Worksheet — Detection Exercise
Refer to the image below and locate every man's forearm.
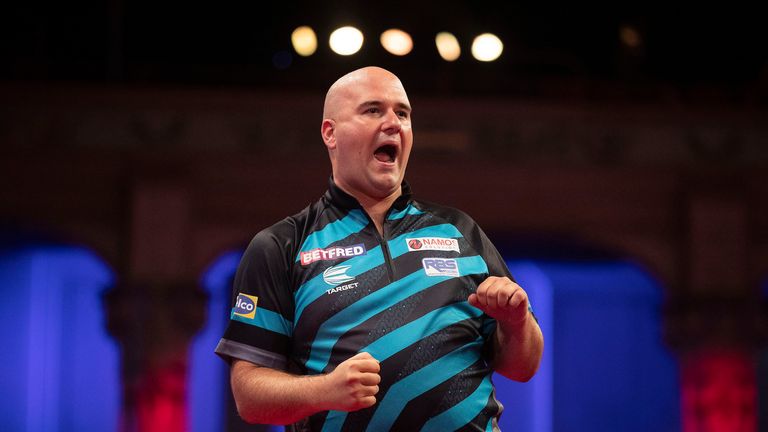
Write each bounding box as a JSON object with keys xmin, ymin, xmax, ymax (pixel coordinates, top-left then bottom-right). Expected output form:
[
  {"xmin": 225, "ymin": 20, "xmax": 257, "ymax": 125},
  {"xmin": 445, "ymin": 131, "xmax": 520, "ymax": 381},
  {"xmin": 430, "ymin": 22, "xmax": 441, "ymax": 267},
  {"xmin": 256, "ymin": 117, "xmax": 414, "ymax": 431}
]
[
  {"xmin": 231, "ymin": 360, "xmax": 329, "ymax": 425},
  {"xmin": 230, "ymin": 352, "xmax": 380, "ymax": 425},
  {"xmin": 491, "ymin": 312, "xmax": 544, "ymax": 382}
]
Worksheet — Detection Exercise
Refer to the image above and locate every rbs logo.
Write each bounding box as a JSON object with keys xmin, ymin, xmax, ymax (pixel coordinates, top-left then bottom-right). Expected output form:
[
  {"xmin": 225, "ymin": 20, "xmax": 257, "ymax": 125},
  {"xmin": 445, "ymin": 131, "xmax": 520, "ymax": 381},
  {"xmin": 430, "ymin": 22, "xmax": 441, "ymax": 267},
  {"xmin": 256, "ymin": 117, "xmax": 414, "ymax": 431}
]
[
  {"xmin": 234, "ymin": 293, "xmax": 258, "ymax": 319},
  {"xmin": 422, "ymin": 258, "xmax": 459, "ymax": 277}
]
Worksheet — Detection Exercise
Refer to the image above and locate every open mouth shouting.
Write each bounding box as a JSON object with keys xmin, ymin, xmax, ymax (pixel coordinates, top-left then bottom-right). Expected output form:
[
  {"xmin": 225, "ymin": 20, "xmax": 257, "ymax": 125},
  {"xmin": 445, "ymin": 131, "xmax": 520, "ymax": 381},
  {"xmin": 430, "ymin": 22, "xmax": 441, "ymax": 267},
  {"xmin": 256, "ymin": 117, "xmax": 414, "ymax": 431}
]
[{"xmin": 374, "ymin": 143, "xmax": 398, "ymax": 164}]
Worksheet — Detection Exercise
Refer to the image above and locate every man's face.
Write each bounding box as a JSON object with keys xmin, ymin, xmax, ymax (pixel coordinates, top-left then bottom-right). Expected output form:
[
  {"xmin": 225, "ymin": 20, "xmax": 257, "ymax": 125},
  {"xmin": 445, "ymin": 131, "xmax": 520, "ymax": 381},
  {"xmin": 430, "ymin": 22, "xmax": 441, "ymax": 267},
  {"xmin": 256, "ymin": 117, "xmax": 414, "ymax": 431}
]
[{"xmin": 323, "ymin": 69, "xmax": 413, "ymax": 201}]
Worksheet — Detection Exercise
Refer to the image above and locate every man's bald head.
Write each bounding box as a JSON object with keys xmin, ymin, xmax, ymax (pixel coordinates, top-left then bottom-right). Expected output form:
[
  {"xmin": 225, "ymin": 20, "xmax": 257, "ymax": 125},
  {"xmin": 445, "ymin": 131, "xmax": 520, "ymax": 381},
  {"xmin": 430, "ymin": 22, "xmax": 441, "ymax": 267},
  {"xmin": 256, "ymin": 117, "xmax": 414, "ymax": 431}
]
[
  {"xmin": 322, "ymin": 66, "xmax": 406, "ymax": 120},
  {"xmin": 319, "ymin": 66, "xmax": 413, "ymax": 204}
]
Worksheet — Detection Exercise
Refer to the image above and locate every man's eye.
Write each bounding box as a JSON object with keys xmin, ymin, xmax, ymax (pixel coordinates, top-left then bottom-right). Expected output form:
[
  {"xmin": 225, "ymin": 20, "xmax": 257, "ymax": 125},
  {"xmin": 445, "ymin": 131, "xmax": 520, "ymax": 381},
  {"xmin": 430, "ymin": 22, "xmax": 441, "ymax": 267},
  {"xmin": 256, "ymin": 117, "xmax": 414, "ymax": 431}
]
[
  {"xmin": 397, "ymin": 111, "xmax": 409, "ymax": 118},
  {"xmin": 366, "ymin": 107, "xmax": 380, "ymax": 114}
]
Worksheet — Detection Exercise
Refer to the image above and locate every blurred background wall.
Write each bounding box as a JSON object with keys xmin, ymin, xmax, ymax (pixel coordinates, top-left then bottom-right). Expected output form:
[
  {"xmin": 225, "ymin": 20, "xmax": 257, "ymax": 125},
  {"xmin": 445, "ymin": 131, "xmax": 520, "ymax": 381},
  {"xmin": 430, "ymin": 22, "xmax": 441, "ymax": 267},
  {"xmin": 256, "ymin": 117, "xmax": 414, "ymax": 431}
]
[{"xmin": 1, "ymin": 2, "xmax": 767, "ymax": 431}]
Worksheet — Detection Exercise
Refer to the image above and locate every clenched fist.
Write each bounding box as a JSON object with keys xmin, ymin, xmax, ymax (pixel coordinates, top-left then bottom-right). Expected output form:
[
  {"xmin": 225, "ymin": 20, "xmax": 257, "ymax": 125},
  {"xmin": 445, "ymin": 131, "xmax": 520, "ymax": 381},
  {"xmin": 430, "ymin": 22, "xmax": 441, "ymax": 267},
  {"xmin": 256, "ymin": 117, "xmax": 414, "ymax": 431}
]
[
  {"xmin": 323, "ymin": 352, "xmax": 381, "ymax": 412},
  {"xmin": 468, "ymin": 276, "xmax": 530, "ymax": 326}
]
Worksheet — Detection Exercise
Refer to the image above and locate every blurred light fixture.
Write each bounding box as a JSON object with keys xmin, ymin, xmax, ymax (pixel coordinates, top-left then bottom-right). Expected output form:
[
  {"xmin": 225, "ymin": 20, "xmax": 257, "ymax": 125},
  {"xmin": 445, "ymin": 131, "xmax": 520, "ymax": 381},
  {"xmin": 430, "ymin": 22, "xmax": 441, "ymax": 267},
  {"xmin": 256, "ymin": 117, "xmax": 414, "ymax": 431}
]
[
  {"xmin": 471, "ymin": 33, "xmax": 503, "ymax": 62},
  {"xmin": 329, "ymin": 26, "xmax": 364, "ymax": 55},
  {"xmin": 435, "ymin": 32, "xmax": 461, "ymax": 61},
  {"xmin": 619, "ymin": 25, "xmax": 642, "ymax": 48},
  {"xmin": 380, "ymin": 29, "xmax": 413, "ymax": 56},
  {"xmin": 291, "ymin": 26, "xmax": 318, "ymax": 56}
]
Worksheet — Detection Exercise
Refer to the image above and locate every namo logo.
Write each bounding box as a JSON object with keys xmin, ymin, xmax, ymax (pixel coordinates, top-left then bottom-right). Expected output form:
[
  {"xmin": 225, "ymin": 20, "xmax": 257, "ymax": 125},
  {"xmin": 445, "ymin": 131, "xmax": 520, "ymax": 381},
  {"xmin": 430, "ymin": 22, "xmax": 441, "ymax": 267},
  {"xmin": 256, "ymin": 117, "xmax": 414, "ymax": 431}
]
[
  {"xmin": 407, "ymin": 237, "xmax": 460, "ymax": 252},
  {"xmin": 407, "ymin": 239, "xmax": 423, "ymax": 249},
  {"xmin": 233, "ymin": 293, "xmax": 258, "ymax": 319}
]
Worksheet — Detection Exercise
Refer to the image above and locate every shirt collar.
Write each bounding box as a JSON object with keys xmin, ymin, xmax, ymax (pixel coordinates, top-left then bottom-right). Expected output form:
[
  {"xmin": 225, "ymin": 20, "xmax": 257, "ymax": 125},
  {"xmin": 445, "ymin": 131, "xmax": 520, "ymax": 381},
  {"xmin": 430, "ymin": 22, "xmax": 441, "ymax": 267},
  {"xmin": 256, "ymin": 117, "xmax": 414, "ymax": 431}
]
[{"xmin": 325, "ymin": 176, "xmax": 413, "ymax": 213}]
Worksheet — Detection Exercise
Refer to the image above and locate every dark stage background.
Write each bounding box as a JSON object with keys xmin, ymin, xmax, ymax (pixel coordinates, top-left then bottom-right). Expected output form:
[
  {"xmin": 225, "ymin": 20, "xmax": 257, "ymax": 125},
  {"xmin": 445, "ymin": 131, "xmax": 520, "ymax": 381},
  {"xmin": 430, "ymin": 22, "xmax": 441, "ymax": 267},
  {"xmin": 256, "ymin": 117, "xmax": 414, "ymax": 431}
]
[{"xmin": 1, "ymin": 2, "xmax": 767, "ymax": 431}]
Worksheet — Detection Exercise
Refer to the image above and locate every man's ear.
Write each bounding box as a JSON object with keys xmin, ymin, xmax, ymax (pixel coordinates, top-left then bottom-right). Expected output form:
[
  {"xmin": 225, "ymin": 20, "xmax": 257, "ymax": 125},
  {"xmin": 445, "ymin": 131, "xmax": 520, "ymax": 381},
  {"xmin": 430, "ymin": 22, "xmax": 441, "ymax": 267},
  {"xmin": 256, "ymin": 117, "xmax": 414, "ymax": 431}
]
[{"xmin": 321, "ymin": 119, "xmax": 336, "ymax": 149}]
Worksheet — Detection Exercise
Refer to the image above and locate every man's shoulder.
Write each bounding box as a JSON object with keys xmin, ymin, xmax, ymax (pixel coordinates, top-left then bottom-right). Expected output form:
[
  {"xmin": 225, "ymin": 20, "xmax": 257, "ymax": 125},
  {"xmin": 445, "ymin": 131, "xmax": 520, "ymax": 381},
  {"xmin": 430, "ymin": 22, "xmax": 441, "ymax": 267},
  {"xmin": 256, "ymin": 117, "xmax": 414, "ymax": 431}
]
[
  {"xmin": 412, "ymin": 198, "xmax": 478, "ymax": 226},
  {"xmin": 246, "ymin": 199, "xmax": 325, "ymax": 253}
]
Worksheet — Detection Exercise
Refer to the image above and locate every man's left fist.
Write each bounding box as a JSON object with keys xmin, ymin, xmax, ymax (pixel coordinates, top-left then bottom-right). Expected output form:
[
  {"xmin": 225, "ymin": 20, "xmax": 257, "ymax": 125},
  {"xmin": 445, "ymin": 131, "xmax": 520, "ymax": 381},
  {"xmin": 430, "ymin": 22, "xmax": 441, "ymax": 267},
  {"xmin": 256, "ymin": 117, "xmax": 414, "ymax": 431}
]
[{"xmin": 468, "ymin": 276, "xmax": 529, "ymax": 326}]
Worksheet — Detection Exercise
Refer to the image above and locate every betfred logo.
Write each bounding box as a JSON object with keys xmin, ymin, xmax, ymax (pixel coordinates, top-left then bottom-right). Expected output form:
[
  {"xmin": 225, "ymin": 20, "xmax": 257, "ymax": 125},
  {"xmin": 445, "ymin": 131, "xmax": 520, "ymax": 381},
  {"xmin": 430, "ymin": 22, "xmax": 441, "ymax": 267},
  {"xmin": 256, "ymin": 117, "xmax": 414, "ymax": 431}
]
[
  {"xmin": 233, "ymin": 293, "xmax": 258, "ymax": 319},
  {"xmin": 422, "ymin": 258, "xmax": 460, "ymax": 277},
  {"xmin": 300, "ymin": 244, "xmax": 367, "ymax": 265},
  {"xmin": 407, "ymin": 237, "xmax": 460, "ymax": 252}
]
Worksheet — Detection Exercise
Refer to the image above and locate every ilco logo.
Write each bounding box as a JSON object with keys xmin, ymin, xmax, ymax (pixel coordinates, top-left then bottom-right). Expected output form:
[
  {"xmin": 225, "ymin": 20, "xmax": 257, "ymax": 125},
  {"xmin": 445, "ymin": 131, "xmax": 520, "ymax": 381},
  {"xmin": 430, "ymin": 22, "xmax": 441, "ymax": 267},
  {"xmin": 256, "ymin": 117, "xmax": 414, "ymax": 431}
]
[
  {"xmin": 233, "ymin": 293, "xmax": 258, "ymax": 319},
  {"xmin": 422, "ymin": 258, "xmax": 460, "ymax": 277},
  {"xmin": 407, "ymin": 237, "xmax": 460, "ymax": 252}
]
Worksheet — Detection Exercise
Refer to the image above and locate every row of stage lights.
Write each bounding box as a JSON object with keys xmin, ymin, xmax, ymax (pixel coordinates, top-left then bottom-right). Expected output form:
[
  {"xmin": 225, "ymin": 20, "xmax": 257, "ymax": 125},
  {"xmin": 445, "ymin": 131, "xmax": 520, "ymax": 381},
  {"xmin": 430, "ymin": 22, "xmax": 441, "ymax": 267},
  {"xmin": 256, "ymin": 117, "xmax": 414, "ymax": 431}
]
[{"xmin": 290, "ymin": 26, "xmax": 505, "ymax": 62}]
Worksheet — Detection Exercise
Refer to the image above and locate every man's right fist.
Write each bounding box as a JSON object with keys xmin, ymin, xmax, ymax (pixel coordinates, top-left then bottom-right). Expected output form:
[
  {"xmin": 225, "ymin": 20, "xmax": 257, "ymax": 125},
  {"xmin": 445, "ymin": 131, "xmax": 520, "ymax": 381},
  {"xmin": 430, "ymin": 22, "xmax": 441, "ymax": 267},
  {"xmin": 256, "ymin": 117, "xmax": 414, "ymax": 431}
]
[{"xmin": 324, "ymin": 352, "xmax": 381, "ymax": 412}]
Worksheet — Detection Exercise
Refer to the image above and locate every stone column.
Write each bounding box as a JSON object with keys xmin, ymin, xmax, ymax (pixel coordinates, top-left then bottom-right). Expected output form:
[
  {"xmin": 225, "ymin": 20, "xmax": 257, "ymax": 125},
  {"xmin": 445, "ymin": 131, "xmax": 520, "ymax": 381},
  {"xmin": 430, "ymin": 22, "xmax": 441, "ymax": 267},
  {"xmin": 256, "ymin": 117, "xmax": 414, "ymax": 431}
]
[
  {"xmin": 106, "ymin": 181, "xmax": 206, "ymax": 432},
  {"xmin": 665, "ymin": 192, "xmax": 768, "ymax": 432}
]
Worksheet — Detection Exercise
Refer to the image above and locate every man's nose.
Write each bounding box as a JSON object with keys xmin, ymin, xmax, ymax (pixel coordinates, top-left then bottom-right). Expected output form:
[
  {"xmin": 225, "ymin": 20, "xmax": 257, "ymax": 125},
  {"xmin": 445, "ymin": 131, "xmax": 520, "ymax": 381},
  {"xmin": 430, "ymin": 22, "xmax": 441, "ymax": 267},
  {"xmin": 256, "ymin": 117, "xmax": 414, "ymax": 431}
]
[{"xmin": 381, "ymin": 109, "xmax": 402, "ymax": 134}]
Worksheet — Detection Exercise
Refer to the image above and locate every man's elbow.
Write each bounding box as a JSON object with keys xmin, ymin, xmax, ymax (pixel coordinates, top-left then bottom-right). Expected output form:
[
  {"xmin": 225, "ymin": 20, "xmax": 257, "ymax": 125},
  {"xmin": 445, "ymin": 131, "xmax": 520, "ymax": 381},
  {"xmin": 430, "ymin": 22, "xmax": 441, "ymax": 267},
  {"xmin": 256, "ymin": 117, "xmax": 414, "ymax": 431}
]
[
  {"xmin": 495, "ymin": 348, "xmax": 543, "ymax": 382},
  {"xmin": 509, "ymin": 367, "xmax": 538, "ymax": 383},
  {"xmin": 234, "ymin": 399, "xmax": 261, "ymax": 424},
  {"xmin": 234, "ymin": 400, "xmax": 290, "ymax": 426},
  {"xmin": 498, "ymin": 363, "xmax": 539, "ymax": 383}
]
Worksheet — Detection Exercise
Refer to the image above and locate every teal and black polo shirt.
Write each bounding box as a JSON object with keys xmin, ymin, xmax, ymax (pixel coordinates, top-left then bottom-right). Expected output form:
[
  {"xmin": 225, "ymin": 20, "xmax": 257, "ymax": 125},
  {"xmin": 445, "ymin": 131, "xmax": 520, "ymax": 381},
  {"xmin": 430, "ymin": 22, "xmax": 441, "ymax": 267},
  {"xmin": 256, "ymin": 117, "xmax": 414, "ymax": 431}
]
[{"xmin": 216, "ymin": 178, "xmax": 520, "ymax": 431}]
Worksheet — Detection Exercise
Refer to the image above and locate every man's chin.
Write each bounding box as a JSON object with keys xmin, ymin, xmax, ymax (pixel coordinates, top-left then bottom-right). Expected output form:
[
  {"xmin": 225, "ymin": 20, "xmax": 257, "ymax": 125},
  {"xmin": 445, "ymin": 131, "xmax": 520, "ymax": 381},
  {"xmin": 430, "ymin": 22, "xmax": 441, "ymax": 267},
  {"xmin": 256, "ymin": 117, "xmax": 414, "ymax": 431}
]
[
  {"xmin": 368, "ymin": 177, "xmax": 402, "ymax": 198},
  {"xmin": 378, "ymin": 173, "xmax": 403, "ymax": 186}
]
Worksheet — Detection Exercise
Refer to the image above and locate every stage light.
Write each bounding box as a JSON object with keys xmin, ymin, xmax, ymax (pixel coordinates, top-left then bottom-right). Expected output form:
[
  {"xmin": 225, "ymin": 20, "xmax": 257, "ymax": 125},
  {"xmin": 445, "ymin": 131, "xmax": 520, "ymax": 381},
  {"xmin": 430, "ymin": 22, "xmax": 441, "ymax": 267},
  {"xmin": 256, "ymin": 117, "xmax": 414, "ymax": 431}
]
[
  {"xmin": 329, "ymin": 26, "xmax": 364, "ymax": 56},
  {"xmin": 471, "ymin": 33, "xmax": 503, "ymax": 62},
  {"xmin": 435, "ymin": 32, "xmax": 461, "ymax": 61},
  {"xmin": 291, "ymin": 26, "xmax": 318, "ymax": 56},
  {"xmin": 619, "ymin": 25, "xmax": 642, "ymax": 48},
  {"xmin": 380, "ymin": 29, "xmax": 413, "ymax": 56}
]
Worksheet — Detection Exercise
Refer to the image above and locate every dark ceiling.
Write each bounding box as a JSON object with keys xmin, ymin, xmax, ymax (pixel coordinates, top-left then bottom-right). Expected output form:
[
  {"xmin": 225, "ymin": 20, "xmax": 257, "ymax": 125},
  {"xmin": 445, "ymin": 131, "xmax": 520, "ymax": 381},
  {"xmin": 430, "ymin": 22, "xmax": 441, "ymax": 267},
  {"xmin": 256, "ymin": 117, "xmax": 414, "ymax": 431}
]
[{"xmin": 3, "ymin": 2, "xmax": 767, "ymax": 100}]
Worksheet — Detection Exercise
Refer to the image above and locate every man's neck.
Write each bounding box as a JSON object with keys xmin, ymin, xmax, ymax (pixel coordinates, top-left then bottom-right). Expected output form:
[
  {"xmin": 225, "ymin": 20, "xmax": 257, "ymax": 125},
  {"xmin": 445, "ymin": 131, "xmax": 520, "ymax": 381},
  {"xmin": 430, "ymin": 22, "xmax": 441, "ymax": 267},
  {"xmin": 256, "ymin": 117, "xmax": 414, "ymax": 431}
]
[
  {"xmin": 358, "ymin": 192, "xmax": 399, "ymax": 236},
  {"xmin": 337, "ymin": 183, "xmax": 401, "ymax": 236}
]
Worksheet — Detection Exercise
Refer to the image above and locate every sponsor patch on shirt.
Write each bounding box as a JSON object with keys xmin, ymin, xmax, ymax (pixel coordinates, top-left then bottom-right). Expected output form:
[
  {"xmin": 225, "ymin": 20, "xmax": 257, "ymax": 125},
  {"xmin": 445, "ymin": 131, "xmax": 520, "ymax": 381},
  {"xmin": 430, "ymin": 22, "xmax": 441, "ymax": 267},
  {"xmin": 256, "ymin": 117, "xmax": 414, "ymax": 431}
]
[
  {"xmin": 300, "ymin": 244, "xmax": 367, "ymax": 265},
  {"xmin": 233, "ymin": 293, "xmax": 258, "ymax": 319},
  {"xmin": 323, "ymin": 265, "xmax": 355, "ymax": 286},
  {"xmin": 422, "ymin": 258, "xmax": 460, "ymax": 277},
  {"xmin": 326, "ymin": 282, "xmax": 359, "ymax": 295},
  {"xmin": 407, "ymin": 237, "xmax": 460, "ymax": 252}
]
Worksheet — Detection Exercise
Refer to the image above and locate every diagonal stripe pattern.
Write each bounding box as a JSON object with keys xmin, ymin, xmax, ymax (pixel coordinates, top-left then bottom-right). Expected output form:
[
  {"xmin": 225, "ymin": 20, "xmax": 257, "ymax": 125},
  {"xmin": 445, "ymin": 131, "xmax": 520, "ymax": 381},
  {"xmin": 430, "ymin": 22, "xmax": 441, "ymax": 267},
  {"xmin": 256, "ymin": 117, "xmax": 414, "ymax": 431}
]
[
  {"xmin": 293, "ymin": 224, "xmax": 464, "ymax": 324},
  {"xmin": 304, "ymin": 255, "xmax": 488, "ymax": 373},
  {"xmin": 295, "ymin": 209, "xmax": 369, "ymax": 262}
]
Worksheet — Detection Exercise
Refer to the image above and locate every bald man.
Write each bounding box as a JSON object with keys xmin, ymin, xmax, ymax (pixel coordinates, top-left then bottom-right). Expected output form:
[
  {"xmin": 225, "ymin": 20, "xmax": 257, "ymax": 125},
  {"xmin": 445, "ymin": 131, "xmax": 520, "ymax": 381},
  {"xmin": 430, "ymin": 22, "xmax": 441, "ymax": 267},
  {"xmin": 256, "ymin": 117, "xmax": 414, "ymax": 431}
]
[{"xmin": 215, "ymin": 67, "xmax": 543, "ymax": 432}]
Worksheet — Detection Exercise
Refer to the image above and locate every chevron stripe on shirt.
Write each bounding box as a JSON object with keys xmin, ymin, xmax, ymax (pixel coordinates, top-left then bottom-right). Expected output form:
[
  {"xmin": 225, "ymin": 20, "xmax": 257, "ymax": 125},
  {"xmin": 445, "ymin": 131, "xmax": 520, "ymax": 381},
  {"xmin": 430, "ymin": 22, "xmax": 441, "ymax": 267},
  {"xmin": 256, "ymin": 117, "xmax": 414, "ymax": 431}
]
[{"xmin": 216, "ymin": 178, "xmax": 519, "ymax": 431}]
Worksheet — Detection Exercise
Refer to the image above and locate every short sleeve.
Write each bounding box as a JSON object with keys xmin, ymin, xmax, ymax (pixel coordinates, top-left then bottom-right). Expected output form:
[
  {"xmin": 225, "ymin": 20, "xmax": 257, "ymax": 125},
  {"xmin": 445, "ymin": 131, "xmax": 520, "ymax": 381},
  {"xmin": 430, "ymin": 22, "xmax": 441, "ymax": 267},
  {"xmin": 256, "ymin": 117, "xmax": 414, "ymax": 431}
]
[{"xmin": 215, "ymin": 225, "xmax": 296, "ymax": 370}]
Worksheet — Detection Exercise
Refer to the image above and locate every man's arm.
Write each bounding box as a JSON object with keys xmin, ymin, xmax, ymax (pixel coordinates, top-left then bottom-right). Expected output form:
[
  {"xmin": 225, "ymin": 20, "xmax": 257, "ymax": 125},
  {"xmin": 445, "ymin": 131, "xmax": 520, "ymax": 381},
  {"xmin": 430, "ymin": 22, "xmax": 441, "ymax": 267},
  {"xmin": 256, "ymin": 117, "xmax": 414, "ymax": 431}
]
[
  {"xmin": 230, "ymin": 352, "xmax": 381, "ymax": 425},
  {"xmin": 468, "ymin": 276, "xmax": 544, "ymax": 382}
]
